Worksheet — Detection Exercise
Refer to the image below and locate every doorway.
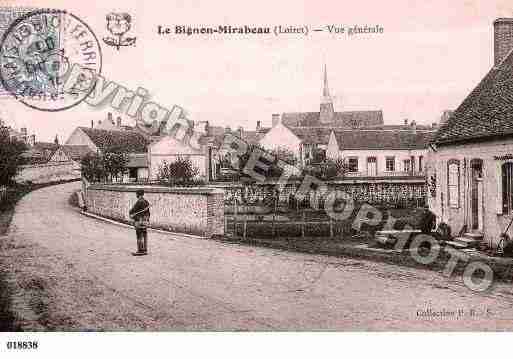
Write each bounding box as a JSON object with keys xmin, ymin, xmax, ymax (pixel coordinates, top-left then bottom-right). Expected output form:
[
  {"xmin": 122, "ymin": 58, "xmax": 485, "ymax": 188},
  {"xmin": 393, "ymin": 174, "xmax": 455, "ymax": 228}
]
[
  {"xmin": 470, "ymin": 159, "xmax": 483, "ymax": 231},
  {"xmin": 367, "ymin": 157, "xmax": 377, "ymax": 176}
]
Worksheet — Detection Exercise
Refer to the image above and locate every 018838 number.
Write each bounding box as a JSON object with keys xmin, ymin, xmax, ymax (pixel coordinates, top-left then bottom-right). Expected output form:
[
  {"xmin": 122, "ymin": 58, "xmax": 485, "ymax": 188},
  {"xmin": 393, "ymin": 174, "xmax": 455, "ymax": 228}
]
[{"xmin": 6, "ymin": 341, "xmax": 38, "ymax": 350}]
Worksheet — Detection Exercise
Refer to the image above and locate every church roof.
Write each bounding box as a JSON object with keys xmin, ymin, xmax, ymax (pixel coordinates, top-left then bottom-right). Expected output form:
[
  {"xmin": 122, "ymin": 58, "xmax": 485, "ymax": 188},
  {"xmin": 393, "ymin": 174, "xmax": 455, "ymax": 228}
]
[
  {"xmin": 434, "ymin": 49, "xmax": 513, "ymax": 145},
  {"xmin": 281, "ymin": 110, "xmax": 384, "ymax": 128}
]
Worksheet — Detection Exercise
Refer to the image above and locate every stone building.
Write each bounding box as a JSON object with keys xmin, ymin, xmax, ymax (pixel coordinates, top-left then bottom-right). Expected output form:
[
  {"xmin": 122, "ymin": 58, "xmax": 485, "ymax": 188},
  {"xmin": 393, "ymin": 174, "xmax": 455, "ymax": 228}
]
[{"xmin": 429, "ymin": 18, "xmax": 513, "ymax": 248}]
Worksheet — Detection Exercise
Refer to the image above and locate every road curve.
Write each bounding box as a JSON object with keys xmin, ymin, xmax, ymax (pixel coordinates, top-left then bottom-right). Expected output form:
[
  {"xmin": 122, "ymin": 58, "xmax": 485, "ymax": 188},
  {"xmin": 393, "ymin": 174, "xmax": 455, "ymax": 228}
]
[{"xmin": 4, "ymin": 182, "xmax": 513, "ymax": 330}]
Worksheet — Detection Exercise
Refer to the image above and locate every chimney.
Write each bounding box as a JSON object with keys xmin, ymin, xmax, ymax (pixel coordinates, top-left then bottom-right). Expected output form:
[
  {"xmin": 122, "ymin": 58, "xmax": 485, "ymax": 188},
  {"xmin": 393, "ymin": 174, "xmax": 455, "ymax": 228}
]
[
  {"xmin": 256, "ymin": 121, "xmax": 261, "ymax": 131},
  {"xmin": 403, "ymin": 119, "xmax": 408, "ymax": 126},
  {"xmin": 272, "ymin": 113, "xmax": 280, "ymax": 127},
  {"xmin": 116, "ymin": 116, "xmax": 122, "ymax": 127},
  {"xmin": 411, "ymin": 120, "xmax": 417, "ymax": 134},
  {"xmin": 107, "ymin": 112, "xmax": 113, "ymax": 124},
  {"xmin": 237, "ymin": 126, "xmax": 243, "ymax": 139},
  {"xmin": 91, "ymin": 120, "xmax": 94, "ymax": 128},
  {"xmin": 494, "ymin": 18, "xmax": 513, "ymax": 67},
  {"xmin": 29, "ymin": 134, "xmax": 35, "ymax": 146}
]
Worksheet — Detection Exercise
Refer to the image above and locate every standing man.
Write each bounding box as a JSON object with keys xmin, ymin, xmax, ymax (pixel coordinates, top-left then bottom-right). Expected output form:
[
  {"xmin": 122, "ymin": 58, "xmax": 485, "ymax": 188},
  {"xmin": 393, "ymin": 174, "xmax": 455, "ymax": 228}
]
[{"xmin": 129, "ymin": 189, "xmax": 151, "ymax": 256}]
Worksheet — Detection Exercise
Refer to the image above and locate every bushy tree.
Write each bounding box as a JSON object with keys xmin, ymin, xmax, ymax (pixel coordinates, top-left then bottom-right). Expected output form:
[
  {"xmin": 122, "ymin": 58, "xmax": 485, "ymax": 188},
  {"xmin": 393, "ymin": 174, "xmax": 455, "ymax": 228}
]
[
  {"xmin": 270, "ymin": 147, "xmax": 298, "ymax": 166},
  {"xmin": 233, "ymin": 145, "xmax": 299, "ymax": 179},
  {"xmin": 81, "ymin": 151, "xmax": 128, "ymax": 182},
  {"xmin": 0, "ymin": 128, "xmax": 27, "ymax": 185},
  {"xmin": 81, "ymin": 152, "xmax": 106, "ymax": 182},
  {"xmin": 103, "ymin": 152, "xmax": 129, "ymax": 181},
  {"xmin": 157, "ymin": 157, "xmax": 200, "ymax": 185},
  {"xmin": 305, "ymin": 157, "xmax": 348, "ymax": 180}
]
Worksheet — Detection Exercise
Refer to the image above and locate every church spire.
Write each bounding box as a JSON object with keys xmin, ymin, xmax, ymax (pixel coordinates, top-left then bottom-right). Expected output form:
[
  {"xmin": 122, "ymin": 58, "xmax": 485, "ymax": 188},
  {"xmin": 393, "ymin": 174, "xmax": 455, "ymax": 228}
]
[
  {"xmin": 322, "ymin": 63, "xmax": 330, "ymax": 100},
  {"xmin": 320, "ymin": 63, "xmax": 335, "ymax": 124}
]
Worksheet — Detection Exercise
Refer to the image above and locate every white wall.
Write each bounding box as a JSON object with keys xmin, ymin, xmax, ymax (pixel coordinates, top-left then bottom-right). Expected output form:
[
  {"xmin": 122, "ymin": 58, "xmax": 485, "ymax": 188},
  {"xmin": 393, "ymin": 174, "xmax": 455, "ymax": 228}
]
[
  {"xmin": 333, "ymin": 149, "xmax": 427, "ymax": 173},
  {"xmin": 259, "ymin": 122, "xmax": 302, "ymax": 157},
  {"xmin": 65, "ymin": 128, "xmax": 98, "ymax": 151},
  {"xmin": 428, "ymin": 138, "xmax": 513, "ymax": 247},
  {"xmin": 149, "ymin": 135, "xmax": 206, "ymax": 180}
]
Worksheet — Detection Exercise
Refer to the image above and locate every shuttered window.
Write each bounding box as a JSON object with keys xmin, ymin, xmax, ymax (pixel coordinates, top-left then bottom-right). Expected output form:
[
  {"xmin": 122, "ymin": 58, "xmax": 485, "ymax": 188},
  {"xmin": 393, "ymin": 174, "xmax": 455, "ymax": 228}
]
[
  {"xmin": 447, "ymin": 160, "xmax": 460, "ymax": 208},
  {"xmin": 502, "ymin": 162, "xmax": 513, "ymax": 214}
]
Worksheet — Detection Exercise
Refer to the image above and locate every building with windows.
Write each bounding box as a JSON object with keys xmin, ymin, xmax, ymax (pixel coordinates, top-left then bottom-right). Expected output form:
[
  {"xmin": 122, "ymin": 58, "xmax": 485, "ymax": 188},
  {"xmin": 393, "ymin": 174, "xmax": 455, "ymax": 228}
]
[
  {"xmin": 258, "ymin": 65, "xmax": 436, "ymax": 179},
  {"xmin": 429, "ymin": 18, "xmax": 513, "ymax": 247}
]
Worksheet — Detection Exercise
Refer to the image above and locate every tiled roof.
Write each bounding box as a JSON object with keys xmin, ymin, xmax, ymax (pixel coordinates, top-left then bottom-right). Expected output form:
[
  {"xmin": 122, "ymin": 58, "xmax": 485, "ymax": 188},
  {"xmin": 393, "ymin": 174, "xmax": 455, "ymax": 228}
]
[
  {"xmin": 434, "ymin": 50, "xmax": 513, "ymax": 145},
  {"xmin": 60, "ymin": 145, "xmax": 94, "ymax": 160},
  {"xmin": 242, "ymin": 130, "xmax": 267, "ymax": 145},
  {"xmin": 288, "ymin": 127, "xmax": 333, "ymax": 144},
  {"xmin": 333, "ymin": 130, "xmax": 434, "ymax": 150},
  {"xmin": 33, "ymin": 142, "xmax": 59, "ymax": 151},
  {"xmin": 79, "ymin": 127, "xmax": 150, "ymax": 153},
  {"xmin": 281, "ymin": 110, "xmax": 384, "ymax": 128}
]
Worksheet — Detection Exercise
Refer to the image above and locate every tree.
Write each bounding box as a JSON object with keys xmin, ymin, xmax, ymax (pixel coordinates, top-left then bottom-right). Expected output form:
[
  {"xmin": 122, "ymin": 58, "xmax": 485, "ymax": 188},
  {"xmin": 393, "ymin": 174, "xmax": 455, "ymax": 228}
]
[
  {"xmin": 304, "ymin": 157, "xmax": 348, "ymax": 180},
  {"xmin": 81, "ymin": 151, "xmax": 129, "ymax": 183},
  {"xmin": 157, "ymin": 157, "xmax": 200, "ymax": 185},
  {"xmin": 270, "ymin": 147, "xmax": 298, "ymax": 166},
  {"xmin": 103, "ymin": 152, "xmax": 129, "ymax": 181},
  {"xmin": 80, "ymin": 152, "xmax": 106, "ymax": 182},
  {"xmin": 0, "ymin": 128, "xmax": 27, "ymax": 185}
]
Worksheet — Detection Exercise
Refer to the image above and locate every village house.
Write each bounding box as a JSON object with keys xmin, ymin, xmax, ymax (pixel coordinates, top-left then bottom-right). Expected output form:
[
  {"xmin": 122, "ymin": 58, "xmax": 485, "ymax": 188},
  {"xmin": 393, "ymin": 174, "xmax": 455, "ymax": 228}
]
[
  {"xmin": 258, "ymin": 65, "xmax": 437, "ymax": 176},
  {"xmin": 65, "ymin": 123, "xmax": 150, "ymax": 182},
  {"xmin": 429, "ymin": 18, "xmax": 513, "ymax": 248}
]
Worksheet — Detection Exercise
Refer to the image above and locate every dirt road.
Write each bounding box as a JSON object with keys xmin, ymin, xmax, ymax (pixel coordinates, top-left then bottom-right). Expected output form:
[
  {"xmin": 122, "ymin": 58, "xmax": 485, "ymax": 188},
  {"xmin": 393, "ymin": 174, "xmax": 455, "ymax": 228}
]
[{"xmin": 2, "ymin": 182, "xmax": 513, "ymax": 330}]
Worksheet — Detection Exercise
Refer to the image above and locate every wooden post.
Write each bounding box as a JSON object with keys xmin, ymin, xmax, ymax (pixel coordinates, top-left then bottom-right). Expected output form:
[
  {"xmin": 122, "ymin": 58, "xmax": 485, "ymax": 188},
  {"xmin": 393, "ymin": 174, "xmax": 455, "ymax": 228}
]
[
  {"xmin": 302, "ymin": 211, "xmax": 306, "ymax": 238},
  {"xmin": 234, "ymin": 200, "xmax": 238, "ymax": 237},
  {"xmin": 274, "ymin": 195, "xmax": 278, "ymax": 238},
  {"xmin": 243, "ymin": 216, "xmax": 247, "ymax": 240}
]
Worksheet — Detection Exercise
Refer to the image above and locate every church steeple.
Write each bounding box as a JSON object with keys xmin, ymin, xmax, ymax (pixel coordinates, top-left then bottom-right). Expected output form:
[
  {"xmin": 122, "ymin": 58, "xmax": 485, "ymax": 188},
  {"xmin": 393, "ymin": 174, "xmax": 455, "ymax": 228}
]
[
  {"xmin": 322, "ymin": 63, "xmax": 330, "ymax": 100},
  {"xmin": 320, "ymin": 63, "xmax": 335, "ymax": 124}
]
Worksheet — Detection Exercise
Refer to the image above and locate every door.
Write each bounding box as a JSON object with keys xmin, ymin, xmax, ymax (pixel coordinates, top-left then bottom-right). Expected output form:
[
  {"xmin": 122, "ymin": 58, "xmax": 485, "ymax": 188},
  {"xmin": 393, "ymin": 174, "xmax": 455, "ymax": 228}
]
[
  {"xmin": 367, "ymin": 157, "xmax": 377, "ymax": 176},
  {"xmin": 470, "ymin": 159, "xmax": 483, "ymax": 231}
]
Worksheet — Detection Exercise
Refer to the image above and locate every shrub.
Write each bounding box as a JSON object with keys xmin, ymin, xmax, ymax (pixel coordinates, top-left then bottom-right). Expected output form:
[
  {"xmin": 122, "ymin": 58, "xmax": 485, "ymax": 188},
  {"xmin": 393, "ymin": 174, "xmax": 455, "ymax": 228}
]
[
  {"xmin": 0, "ymin": 128, "xmax": 28, "ymax": 186},
  {"xmin": 157, "ymin": 157, "xmax": 201, "ymax": 186}
]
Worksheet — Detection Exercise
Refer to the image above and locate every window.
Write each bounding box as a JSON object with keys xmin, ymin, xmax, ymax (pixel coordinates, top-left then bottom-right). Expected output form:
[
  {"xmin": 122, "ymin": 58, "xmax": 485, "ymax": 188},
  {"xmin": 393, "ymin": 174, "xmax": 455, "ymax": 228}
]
[
  {"xmin": 403, "ymin": 159, "xmax": 411, "ymax": 172},
  {"xmin": 502, "ymin": 162, "xmax": 513, "ymax": 214},
  {"xmin": 447, "ymin": 160, "xmax": 460, "ymax": 208},
  {"xmin": 385, "ymin": 157, "xmax": 395, "ymax": 172},
  {"xmin": 347, "ymin": 157, "xmax": 358, "ymax": 172}
]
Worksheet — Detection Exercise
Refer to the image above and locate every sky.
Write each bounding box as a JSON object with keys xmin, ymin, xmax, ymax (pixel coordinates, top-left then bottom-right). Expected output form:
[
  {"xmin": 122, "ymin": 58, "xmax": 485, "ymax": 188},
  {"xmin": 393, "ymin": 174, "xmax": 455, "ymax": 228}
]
[{"xmin": 1, "ymin": 0, "xmax": 513, "ymax": 142}]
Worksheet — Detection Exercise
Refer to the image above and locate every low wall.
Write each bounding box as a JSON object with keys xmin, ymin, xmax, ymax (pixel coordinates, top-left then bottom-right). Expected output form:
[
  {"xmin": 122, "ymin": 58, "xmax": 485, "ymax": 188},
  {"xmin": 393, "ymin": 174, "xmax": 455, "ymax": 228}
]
[
  {"xmin": 85, "ymin": 184, "xmax": 225, "ymax": 237},
  {"xmin": 17, "ymin": 161, "xmax": 80, "ymax": 184},
  {"xmin": 221, "ymin": 181, "xmax": 427, "ymax": 208}
]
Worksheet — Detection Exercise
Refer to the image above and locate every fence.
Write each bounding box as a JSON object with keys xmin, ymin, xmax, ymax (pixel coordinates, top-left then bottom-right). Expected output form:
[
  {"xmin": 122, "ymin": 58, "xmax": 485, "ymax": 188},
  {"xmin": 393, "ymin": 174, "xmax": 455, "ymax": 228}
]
[
  {"xmin": 224, "ymin": 200, "xmax": 356, "ymax": 240},
  {"xmin": 0, "ymin": 186, "xmax": 7, "ymax": 205}
]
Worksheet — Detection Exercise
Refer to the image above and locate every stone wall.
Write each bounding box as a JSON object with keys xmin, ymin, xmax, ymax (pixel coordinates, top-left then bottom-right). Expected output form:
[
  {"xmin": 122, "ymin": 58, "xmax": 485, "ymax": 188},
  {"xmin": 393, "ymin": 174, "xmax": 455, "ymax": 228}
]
[
  {"xmin": 17, "ymin": 161, "xmax": 80, "ymax": 184},
  {"xmin": 85, "ymin": 184, "xmax": 224, "ymax": 237}
]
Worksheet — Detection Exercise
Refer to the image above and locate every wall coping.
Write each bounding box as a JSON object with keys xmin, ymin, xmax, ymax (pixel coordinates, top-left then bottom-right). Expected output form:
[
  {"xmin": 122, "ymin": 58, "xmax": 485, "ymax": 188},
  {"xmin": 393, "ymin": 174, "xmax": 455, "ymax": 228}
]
[{"xmin": 88, "ymin": 183, "xmax": 224, "ymax": 195}]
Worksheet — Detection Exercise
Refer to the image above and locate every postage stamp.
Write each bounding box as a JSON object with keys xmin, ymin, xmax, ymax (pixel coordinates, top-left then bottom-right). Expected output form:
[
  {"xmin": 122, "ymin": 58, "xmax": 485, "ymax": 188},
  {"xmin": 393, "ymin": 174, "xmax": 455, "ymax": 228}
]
[{"xmin": 0, "ymin": 8, "xmax": 102, "ymax": 111}]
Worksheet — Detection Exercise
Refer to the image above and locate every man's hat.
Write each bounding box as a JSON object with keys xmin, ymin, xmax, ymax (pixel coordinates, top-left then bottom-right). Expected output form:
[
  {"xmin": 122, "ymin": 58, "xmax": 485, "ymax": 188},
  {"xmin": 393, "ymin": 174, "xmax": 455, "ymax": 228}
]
[{"xmin": 136, "ymin": 189, "xmax": 144, "ymax": 196}]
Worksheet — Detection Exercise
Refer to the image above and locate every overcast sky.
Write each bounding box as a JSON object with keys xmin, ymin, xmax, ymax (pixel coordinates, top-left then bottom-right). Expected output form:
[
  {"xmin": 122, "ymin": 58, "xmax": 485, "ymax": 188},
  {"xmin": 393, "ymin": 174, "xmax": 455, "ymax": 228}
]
[{"xmin": 1, "ymin": 0, "xmax": 513, "ymax": 142}]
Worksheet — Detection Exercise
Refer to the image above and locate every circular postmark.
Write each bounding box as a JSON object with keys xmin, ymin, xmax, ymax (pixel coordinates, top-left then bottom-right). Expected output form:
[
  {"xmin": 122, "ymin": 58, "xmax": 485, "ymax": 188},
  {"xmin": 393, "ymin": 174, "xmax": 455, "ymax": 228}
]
[{"xmin": 0, "ymin": 9, "xmax": 102, "ymax": 111}]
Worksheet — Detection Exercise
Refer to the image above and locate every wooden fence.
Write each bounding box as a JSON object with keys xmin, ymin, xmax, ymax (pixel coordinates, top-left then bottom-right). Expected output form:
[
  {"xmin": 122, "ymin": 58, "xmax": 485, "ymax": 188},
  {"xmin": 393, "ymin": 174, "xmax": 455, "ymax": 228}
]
[
  {"xmin": 0, "ymin": 186, "xmax": 7, "ymax": 204},
  {"xmin": 224, "ymin": 203, "xmax": 355, "ymax": 240}
]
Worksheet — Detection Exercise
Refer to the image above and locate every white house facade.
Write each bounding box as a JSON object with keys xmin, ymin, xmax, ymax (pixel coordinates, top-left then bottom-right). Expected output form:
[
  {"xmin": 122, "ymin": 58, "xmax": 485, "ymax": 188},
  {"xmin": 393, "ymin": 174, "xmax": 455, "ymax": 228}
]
[{"xmin": 429, "ymin": 17, "xmax": 513, "ymax": 248}]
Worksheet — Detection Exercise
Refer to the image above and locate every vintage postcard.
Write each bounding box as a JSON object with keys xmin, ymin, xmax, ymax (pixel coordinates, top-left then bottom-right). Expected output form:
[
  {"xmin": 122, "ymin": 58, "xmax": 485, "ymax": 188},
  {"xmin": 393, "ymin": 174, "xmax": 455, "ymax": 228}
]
[{"xmin": 1, "ymin": 0, "xmax": 513, "ymax": 356}]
